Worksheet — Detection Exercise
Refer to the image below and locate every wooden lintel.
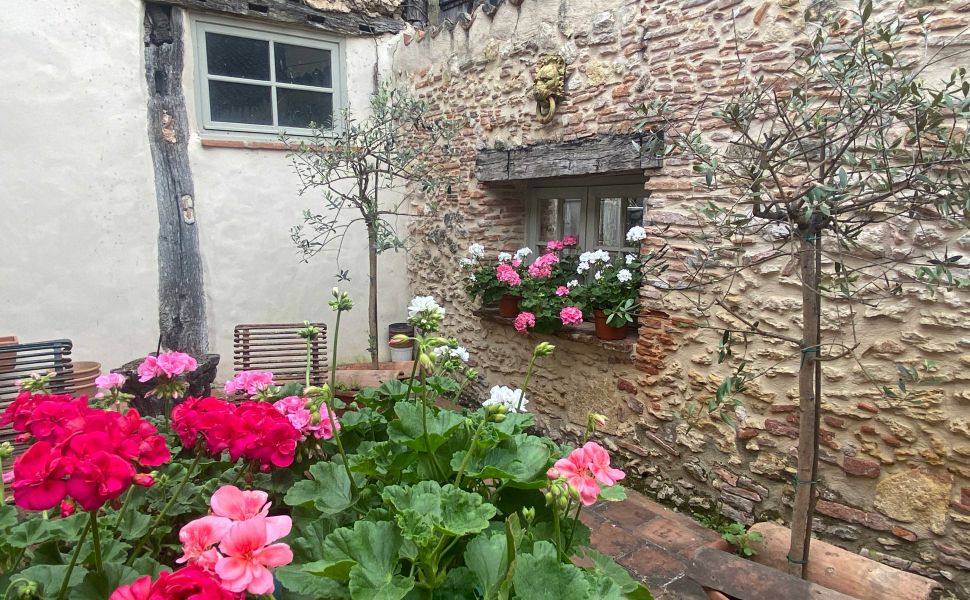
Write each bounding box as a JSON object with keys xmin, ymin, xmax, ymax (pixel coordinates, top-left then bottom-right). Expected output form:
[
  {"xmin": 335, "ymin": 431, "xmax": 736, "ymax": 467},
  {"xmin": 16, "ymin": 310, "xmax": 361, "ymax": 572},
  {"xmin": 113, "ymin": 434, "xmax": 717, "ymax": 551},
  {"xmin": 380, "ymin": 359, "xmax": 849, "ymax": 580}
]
[
  {"xmin": 149, "ymin": 0, "xmax": 405, "ymax": 36},
  {"xmin": 475, "ymin": 132, "xmax": 663, "ymax": 182}
]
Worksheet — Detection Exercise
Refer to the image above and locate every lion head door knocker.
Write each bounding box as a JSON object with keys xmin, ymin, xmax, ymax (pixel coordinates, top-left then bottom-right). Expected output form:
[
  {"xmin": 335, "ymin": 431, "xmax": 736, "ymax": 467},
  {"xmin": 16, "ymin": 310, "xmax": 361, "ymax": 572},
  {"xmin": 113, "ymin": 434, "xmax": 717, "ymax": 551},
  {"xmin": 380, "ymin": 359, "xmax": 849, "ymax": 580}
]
[{"xmin": 532, "ymin": 55, "xmax": 569, "ymax": 124}]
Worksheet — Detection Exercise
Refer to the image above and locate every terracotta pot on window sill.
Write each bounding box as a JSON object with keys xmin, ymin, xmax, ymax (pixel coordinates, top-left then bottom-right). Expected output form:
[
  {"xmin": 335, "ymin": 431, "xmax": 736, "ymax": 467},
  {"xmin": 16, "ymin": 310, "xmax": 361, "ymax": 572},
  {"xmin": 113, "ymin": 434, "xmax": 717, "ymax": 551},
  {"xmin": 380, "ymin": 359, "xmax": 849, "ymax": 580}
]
[
  {"xmin": 498, "ymin": 294, "xmax": 522, "ymax": 318},
  {"xmin": 593, "ymin": 310, "xmax": 628, "ymax": 341}
]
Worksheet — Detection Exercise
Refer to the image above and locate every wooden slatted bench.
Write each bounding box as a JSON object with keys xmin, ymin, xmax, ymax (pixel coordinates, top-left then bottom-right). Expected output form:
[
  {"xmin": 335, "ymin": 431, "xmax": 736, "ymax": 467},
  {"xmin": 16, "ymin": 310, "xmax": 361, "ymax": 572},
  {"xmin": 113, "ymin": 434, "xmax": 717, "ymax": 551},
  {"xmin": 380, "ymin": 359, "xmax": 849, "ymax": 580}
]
[
  {"xmin": 233, "ymin": 323, "xmax": 328, "ymax": 385},
  {"xmin": 0, "ymin": 339, "xmax": 74, "ymax": 454}
]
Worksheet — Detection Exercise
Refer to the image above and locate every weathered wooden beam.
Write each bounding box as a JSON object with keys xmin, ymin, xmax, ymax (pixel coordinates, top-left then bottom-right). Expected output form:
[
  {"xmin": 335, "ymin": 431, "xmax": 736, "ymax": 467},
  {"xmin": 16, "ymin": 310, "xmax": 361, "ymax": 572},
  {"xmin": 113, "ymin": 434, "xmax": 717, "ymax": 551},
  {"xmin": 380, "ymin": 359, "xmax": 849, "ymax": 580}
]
[
  {"xmin": 149, "ymin": 0, "xmax": 405, "ymax": 36},
  {"xmin": 475, "ymin": 132, "xmax": 663, "ymax": 182},
  {"xmin": 145, "ymin": 3, "xmax": 209, "ymax": 356}
]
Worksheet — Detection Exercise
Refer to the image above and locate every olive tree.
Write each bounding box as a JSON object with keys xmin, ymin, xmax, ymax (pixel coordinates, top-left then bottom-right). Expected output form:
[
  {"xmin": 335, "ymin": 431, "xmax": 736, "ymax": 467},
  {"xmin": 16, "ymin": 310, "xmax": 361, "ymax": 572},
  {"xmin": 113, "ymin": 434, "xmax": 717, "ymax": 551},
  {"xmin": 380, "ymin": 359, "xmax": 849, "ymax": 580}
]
[
  {"xmin": 640, "ymin": 2, "xmax": 970, "ymax": 575},
  {"xmin": 289, "ymin": 84, "xmax": 458, "ymax": 367}
]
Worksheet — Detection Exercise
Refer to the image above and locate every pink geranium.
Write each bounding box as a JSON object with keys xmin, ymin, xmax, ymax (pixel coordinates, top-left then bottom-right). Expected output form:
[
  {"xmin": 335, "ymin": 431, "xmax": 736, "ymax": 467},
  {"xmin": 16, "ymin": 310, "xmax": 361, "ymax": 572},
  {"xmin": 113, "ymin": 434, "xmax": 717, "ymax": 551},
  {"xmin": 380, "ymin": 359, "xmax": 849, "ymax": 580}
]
[
  {"xmin": 215, "ymin": 516, "xmax": 293, "ymax": 595},
  {"xmin": 555, "ymin": 286, "xmax": 570, "ymax": 297},
  {"xmin": 549, "ymin": 441, "xmax": 626, "ymax": 507},
  {"xmin": 224, "ymin": 371, "xmax": 275, "ymax": 396},
  {"xmin": 562, "ymin": 235, "xmax": 578, "ymax": 247},
  {"xmin": 559, "ymin": 306, "xmax": 583, "ymax": 326},
  {"xmin": 177, "ymin": 516, "xmax": 233, "ymax": 570},
  {"xmin": 527, "ymin": 252, "xmax": 559, "ymax": 279},
  {"xmin": 513, "ymin": 312, "xmax": 536, "ymax": 332},
  {"xmin": 546, "ymin": 240, "xmax": 564, "ymax": 251},
  {"xmin": 210, "ymin": 485, "xmax": 272, "ymax": 521},
  {"xmin": 95, "ymin": 373, "xmax": 126, "ymax": 390},
  {"xmin": 137, "ymin": 353, "xmax": 197, "ymax": 382},
  {"xmin": 496, "ymin": 263, "xmax": 522, "ymax": 287}
]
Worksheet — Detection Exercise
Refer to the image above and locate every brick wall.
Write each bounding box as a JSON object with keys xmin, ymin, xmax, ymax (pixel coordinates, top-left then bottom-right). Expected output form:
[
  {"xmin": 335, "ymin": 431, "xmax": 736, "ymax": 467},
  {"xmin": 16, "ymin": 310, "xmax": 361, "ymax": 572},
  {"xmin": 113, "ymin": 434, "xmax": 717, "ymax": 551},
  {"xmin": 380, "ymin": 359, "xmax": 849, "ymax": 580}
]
[{"xmin": 391, "ymin": 0, "xmax": 970, "ymax": 593}]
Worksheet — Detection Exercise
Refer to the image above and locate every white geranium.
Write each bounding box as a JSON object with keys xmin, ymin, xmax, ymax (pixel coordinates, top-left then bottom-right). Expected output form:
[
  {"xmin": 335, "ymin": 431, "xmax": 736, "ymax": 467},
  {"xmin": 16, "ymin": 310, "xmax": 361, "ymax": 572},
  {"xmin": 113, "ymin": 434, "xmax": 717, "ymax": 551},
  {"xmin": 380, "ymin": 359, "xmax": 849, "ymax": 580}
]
[
  {"xmin": 577, "ymin": 262, "xmax": 590, "ymax": 274},
  {"xmin": 450, "ymin": 346, "xmax": 470, "ymax": 362},
  {"xmin": 468, "ymin": 243, "xmax": 486, "ymax": 259},
  {"xmin": 617, "ymin": 268, "xmax": 633, "ymax": 283},
  {"xmin": 407, "ymin": 296, "xmax": 446, "ymax": 332},
  {"xmin": 459, "ymin": 257, "xmax": 476, "ymax": 268},
  {"xmin": 626, "ymin": 226, "xmax": 647, "ymax": 242},
  {"xmin": 567, "ymin": 279, "xmax": 579, "ymax": 288},
  {"xmin": 498, "ymin": 252, "xmax": 513, "ymax": 263},
  {"xmin": 594, "ymin": 270, "xmax": 603, "ymax": 281},
  {"xmin": 625, "ymin": 254, "xmax": 637, "ymax": 265},
  {"xmin": 483, "ymin": 385, "xmax": 528, "ymax": 413},
  {"xmin": 514, "ymin": 247, "xmax": 533, "ymax": 260}
]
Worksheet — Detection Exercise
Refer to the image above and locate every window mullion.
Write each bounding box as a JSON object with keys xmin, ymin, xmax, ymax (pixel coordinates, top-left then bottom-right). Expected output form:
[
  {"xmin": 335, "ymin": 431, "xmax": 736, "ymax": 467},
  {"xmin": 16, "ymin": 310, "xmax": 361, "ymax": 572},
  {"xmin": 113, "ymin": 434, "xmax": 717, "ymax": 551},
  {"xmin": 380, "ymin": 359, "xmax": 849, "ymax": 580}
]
[{"xmin": 269, "ymin": 41, "xmax": 279, "ymax": 127}]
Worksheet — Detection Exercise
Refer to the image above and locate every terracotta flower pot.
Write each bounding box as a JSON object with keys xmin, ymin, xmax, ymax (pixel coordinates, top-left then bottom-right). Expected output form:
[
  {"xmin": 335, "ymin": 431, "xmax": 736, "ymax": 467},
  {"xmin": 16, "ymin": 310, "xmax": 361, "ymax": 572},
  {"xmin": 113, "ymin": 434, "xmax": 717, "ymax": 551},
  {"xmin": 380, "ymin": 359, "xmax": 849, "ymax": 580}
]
[
  {"xmin": 593, "ymin": 310, "xmax": 627, "ymax": 341},
  {"xmin": 498, "ymin": 294, "xmax": 522, "ymax": 318}
]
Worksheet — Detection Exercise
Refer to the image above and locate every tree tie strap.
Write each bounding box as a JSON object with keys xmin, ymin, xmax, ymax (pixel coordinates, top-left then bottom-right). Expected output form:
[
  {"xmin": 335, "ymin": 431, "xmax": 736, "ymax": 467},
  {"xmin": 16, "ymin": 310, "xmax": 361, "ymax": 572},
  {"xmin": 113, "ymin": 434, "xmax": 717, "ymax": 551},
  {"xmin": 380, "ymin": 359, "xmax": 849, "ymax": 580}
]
[{"xmin": 786, "ymin": 554, "xmax": 809, "ymax": 565}]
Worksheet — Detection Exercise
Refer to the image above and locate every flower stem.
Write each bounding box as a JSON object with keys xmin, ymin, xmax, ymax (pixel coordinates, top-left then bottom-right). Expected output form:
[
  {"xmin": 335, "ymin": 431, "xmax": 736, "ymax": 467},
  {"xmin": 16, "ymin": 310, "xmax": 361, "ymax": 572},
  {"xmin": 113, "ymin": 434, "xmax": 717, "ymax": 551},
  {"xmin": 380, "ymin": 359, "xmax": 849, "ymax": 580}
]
[
  {"xmin": 305, "ymin": 336, "xmax": 313, "ymax": 389},
  {"xmin": 419, "ymin": 370, "xmax": 445, "ymax": 479},
  {"xmin": 326, "ymin": 310, "xmax": 357, "ymax": 499},
  {"xmin": 403, "ymin": 350, "xmax": 420, "ymax": 403},
  {"xmin": 551, "ymin": 504, "xmax": 563, "ymax": 561},
  {"xmin": 127, "ymin": 451, "xmax": 202, "ymax": 565},
  {"xmin": 515, "ymin": 353, "xmax": 538, "ymax": 412},
  {"xmin": 112, "ymin": 486, "xmax": 135, "ymax": 535},
  {"xmin": 57, "ymin": 518, "xmax": 91, "ymax": 600},
  {"xmin": 563, "ymin": 502, "xmax": 583, "ymax": 557},
  {"xmin": 454, "ymin": 419, "xmax": 487, "ymax": 488},
  {"xmin": 89, "ymin": 510, "xmax": 104, "ymax": 576}
]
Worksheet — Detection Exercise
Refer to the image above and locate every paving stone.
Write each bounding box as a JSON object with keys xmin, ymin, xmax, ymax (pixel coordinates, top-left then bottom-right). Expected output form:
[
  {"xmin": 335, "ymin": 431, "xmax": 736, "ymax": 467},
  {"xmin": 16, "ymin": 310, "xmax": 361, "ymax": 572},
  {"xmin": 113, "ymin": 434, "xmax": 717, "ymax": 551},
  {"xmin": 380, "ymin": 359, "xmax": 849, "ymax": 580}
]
[
  {"xmin": 636, "ymin": 516, "xmax": 718, "ymax": 557},
  {"xmin": 598, "ymin": 495, "xmax": 665, "ymax": 527},
  {"xmin": 588, "ymin": 522, "xmax": 647, "ymax": 558},
  {"xmin": 618, "ymin": 541, "xmax": 689, "ymax": 589}
]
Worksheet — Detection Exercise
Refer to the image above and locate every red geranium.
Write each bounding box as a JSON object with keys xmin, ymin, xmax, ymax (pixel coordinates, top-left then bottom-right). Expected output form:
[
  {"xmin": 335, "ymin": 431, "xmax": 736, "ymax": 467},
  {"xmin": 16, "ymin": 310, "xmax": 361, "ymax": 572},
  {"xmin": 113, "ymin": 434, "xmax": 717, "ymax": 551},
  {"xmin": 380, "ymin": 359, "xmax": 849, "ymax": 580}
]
[
  {"xmin": 5, "ymin": 393, "xmax": 170, "ymax": 512},
  {"xmin": 109, "ymin": 566, "xmax": 240, "ymax": 600}
]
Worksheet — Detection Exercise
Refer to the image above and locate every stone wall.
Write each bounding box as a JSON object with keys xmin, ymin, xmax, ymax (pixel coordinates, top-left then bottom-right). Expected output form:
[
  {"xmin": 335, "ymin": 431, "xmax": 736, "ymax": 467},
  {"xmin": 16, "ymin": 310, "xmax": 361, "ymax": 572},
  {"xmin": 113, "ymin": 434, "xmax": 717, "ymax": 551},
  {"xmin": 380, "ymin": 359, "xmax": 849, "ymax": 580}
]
[{"xmin": 391, "ymin": 0, "xmax": 970, "ymax": 594}]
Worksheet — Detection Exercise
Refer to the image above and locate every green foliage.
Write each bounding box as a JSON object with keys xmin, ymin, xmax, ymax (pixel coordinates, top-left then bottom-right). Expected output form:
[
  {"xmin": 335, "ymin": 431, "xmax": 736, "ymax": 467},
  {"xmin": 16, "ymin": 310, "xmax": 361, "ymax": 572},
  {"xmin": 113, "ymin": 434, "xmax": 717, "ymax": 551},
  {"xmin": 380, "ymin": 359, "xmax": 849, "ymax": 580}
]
[{"xmin": 720, "ymin": 523, "xmax": 763, "ymax": 558}]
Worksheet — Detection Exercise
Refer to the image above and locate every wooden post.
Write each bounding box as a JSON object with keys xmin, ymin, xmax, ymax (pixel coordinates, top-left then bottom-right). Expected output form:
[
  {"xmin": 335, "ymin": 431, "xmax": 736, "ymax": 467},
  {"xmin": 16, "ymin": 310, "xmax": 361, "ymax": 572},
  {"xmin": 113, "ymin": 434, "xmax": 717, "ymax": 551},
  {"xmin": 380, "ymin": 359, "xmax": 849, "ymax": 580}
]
[
  {"xmin": 787, "ymin": 226, "xmax": 822, "ymax": 577},
  {"xmin": 144, "ymin": 3, "xmax": 208, "ymax": 356}
]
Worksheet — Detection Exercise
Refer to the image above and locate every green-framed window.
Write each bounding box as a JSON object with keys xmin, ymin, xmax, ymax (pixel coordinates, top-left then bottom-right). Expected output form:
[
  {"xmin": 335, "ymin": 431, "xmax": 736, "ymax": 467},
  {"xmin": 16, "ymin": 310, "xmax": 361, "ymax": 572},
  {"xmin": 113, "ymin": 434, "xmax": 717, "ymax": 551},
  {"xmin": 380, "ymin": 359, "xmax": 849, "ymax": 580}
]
[
  {"xmin": 526, "ymin": 183, "xmax": 648, "ymax": 255},
  {"xmin": 192, "ymin": 16, "xmax": 345, "ymax": 137}
]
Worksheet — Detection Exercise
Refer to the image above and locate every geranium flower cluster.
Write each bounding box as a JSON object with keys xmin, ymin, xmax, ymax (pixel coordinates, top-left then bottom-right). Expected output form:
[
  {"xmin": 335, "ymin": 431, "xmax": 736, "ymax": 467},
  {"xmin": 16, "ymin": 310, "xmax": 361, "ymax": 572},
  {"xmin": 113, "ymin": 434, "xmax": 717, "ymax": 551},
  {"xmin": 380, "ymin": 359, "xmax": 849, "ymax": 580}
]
[
  {"xmin": 137, "ymin": 351, "xmax": 198, "ymax": 399},
  {"xmin": 1, "ymin": 392, "xmax": 170, "ymax": 511},
  {"xmin": 272, "ymin": 395, "xmax": 340, "ymax": 440},
  {"xmin": 176, "ymin": 486, "xmax": 293, "ymax": 595},
  {"xmin": 482, "ymin": 385, "xmax": 528, "ymax": 413},
  {"xmin": 547, "ymin": 441, "xmax": 626, "ymax": 506},
  {"xmin": 527, "ymin": 252, "xmax": 560, "ymax": 279},
  {"xmin": 223, "ymin": 370, "xmax": 275, "ymax": 397},
  {"xmin": 172, "ymin": 397, "xmax": 300, "ymax": 469},
  {"xmin": 109, "ymin": 565, "xmax": 238, "ymax": 600},
  {"xmin": 408, "ymin": 295, "xmax": 446, "ymax": 331},
  {"xmin": 111, "ymin": 486, "xmax": 293, "ymax": 599},
  {"xmin": 496, "ymin": 263, "xmax": 522, "ymax": 287}
]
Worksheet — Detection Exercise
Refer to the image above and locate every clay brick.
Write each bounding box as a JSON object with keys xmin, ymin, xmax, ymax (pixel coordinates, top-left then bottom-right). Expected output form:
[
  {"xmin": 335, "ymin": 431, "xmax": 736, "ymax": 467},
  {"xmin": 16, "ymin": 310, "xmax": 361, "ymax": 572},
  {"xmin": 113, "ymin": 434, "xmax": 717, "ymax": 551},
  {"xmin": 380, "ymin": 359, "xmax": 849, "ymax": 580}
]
[
  {"xmin": 823, "ymin": 415, "xmax": 846, "ymax": 429},
  {"xmin": 616, "ymin": 377, "xmax": 637, "ymax": 393},
  {"xmin": 721, "ymin": 483, "xmax": 761, "ymax": 502},
  {"xmin": 892, "ymin": 526, "xmax": 918, "ymax": 542},
  {"xmin": 843, "ymin": 456, "xmax": 881, "ymax": 478},
  {"xmin": 714, "ymin": 466, "xmax": 739, "ymax": 486},
  {"xmin": 860, "ymin": 424, "xmax": 877, "ymax": 435},
  {"xmin": 816, "ymin": 499, "xmax": 891, "ymax": 532},
  {"xmin": 857, "ymin": 402, "xmax": 880, "ymax": 413},
  {"xmin": 764, "ymin": 418, "xmax": 799, "ymax": 438},
  {"xmin": 737, "ymin": 428, "xmax": 759, "ymax": 440}
]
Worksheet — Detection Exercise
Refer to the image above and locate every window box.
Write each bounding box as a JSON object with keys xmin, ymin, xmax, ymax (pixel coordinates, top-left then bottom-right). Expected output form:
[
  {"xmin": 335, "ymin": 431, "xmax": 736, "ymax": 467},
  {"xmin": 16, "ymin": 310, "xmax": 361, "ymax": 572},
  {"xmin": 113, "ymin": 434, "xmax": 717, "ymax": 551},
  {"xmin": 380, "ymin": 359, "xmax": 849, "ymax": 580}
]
[{"xmin": 475, "ymin": 308, "xmax": 637, "ymax": 361}]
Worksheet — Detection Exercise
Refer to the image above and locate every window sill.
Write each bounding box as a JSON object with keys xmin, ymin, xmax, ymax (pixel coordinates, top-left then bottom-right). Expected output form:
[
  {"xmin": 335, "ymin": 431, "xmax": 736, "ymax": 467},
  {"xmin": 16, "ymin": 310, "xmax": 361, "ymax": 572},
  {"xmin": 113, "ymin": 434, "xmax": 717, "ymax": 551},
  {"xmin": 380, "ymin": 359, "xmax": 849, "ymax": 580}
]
[
  {"xmin": 200, "ymin": 138, "xmax": 291, "ymax": 151},
  {"xmin": 475, "ymin": 308, "xmax": 637, "ymax": 361}
]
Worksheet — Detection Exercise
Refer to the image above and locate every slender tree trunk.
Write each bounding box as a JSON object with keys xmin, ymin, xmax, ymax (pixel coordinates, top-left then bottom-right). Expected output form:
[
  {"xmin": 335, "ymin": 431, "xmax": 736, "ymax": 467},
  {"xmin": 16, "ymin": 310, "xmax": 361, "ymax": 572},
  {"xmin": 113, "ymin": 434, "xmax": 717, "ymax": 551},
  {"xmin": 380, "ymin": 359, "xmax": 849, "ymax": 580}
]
[
  {"xmin": 367, "ymin": 223, "xmax": 380, "ymax": 368},
  {"xmin": 788, "ymin": 227, "xmax": 822, "ymax": 577}
]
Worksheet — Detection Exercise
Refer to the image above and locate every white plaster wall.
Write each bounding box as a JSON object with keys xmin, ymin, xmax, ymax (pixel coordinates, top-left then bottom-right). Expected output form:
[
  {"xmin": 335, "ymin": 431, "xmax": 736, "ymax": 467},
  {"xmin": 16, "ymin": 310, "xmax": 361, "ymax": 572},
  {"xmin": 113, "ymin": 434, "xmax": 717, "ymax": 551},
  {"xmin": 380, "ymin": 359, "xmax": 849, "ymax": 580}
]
[
  {"xmin": 0, "ymin": 0, "xmax": 160, "ymax": 369},
  {"xmin": 181, "ymin": 17, "xmax": 410, "ymax": 379}
]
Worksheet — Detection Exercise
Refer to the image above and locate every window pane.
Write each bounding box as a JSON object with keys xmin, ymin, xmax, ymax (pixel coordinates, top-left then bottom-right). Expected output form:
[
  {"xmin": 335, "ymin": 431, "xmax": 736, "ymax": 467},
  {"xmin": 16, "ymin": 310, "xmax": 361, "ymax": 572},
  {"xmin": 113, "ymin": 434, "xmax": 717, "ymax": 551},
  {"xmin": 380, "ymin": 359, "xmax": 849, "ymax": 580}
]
[
  {"xmin": 626, "ymin": 198, "xmax": 644, "ymax": 234},
  {"xmin": 536, "ymin": 198, "xmax": 561, "ymax": 242},
  {"xmin": 205, "ymin": 32, "xmax": 270, "ymax": 80},
  {"xmin": 563, "ymin": 199, "xmax": 582, "ymax": 243},
  {"xmin": 275, "ymin": 43, "xmax": 332, "ymax": 87},
  {"xmin": 208, "ymin": 81, "xmax": 272, "ymax": 125},
  {"xmin": 597, "ymin": 198, "xmax": 623, "ymax": 248},
  {"xmin": 277, "ymin": 89, "xmax": 333, "ymax": 128}
]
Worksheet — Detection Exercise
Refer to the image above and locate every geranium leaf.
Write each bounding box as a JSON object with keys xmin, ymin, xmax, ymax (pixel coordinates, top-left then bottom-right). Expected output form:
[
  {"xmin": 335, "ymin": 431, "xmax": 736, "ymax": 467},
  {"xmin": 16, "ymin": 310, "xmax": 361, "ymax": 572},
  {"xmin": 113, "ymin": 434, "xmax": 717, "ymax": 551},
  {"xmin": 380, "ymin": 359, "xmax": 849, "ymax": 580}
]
[
  {"xmin": 115, "ymin": 510, "xmax": 153, "ymax": 541},
  {"xmin": 598, "ymin": 485, "xmax": 626, "ymax": 502},
  {"xmin": 350, "ymin": 441, "xmax": 415, "ymax": 480},
  {"xmin": 311, "ymin": 521, "xmax": 414, "ymax": 600},
  {"xmin": 8, "ymin": 517, "xmax": 67, "ymax": 549},
  {"xmin": 275, "ymin": 565, "xmax": 350, "ymax": 600},
  {"xmin": 512, "ymin": 541, "xmax": 590, "ymax": 600},
  {"xmin": 69, "ymin": 564, "xmax": 140, "ymax": 600},
  {"xmin": 16, "ymin": 564, "xmax": 89, "ymax": 599},
  {"xmin": 382, "ymin": 482, "xmax": 496, "ymax": 544},
  {"xmin": 284, "ymin": 461, "xmax": 353, "ymax": 515},
  {"xmin": 0, "ymin": 504, "xmax": 17, "ymax": 530},
  {"xmin": 464, "ymin": 533, "xmax": 509, "ymax": 599},
  {"xmin": 387, "ymin": 402, "xmax": 464, "ymax": 452},
  {"xmin": 450, "ymin": 434, "xmax": 551, "ymax": 487}
]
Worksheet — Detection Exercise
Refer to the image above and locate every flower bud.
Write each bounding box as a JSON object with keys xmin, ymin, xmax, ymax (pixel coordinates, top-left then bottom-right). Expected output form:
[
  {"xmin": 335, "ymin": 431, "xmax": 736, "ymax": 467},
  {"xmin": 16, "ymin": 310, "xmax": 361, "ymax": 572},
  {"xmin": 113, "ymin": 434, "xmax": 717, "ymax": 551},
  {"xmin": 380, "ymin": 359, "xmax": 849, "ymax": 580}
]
[
  {"xmin": 304, "ymin": 386, "xmax": 322, "ymax": 396},
  {"xmin": 590, "ymin": 413, "xmax": 608, "ymax": 427},
  {"xmin": 534, "ymin": 342, "xmax": 555, "ymax": 357},
  {"xmin": 15, "ymin": 580, "xmax": 38, "ymax": 599},
  {"xmin": 557, "ymin": 495, "xmax": 569, "ymax": 510},
  {"xmin": 522, "ymin": 507, "xmax": 535, "ymax": 522},
  {"xmin": 0, "ymin": 442, "xmax": 13, "ymax": 459},
  {"xmin": 546, "ymin": 467, "xmax": 561, "ymax": 480},
  {"xmin": 133, "ymin": 473, "xmax": 155, "ymax": 488},
  {"xmin": 491, "ymin": 413, "xmax": 506, "ymax": 423},
  {"xmin": 544, "ymin": 491, "xmax": 554, "ymax": 505},
  {"xmin": 465, "ymin": 368, "xmax": 478, "ymax": 380},
  {"xmin": 391, "ymin": 334, "xmax": 410, "ymax": 345},
  {"xmin": 59, "ymin": 500, "xmax": 76, "ymax": 518}
]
